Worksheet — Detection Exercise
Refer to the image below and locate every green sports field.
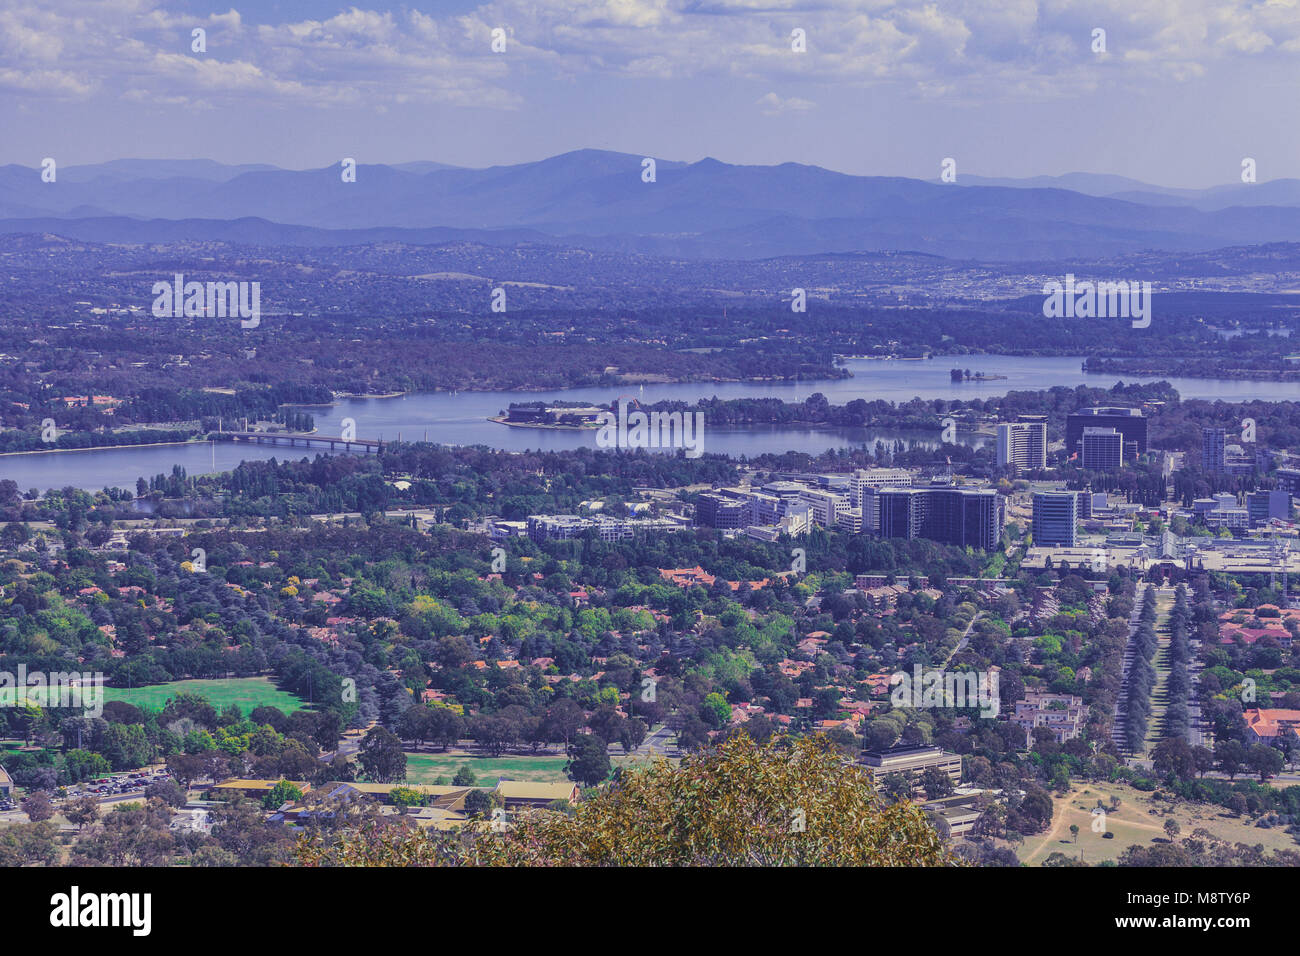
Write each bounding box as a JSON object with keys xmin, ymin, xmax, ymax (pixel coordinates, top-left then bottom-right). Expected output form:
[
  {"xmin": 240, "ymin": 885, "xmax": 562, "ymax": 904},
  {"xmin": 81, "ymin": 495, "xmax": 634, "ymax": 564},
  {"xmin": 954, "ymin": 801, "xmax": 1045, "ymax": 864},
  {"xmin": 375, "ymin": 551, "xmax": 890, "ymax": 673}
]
[
  {"xmin": 403, "ymin": 752, "xmax": 571, "ymax": 786},
  {"xmin": 103, "ymin": 677, "xmax": 307, "ymax": 716}
]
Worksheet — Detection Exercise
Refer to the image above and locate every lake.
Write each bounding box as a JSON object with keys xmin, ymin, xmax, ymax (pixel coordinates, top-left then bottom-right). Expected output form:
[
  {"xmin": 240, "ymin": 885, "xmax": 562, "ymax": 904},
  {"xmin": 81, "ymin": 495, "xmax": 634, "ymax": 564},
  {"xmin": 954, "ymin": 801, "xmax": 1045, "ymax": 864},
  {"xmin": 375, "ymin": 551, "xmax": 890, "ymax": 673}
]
[{"xmin": 5, "ymin": 355, "xmax": 1298, "ymax": 492}]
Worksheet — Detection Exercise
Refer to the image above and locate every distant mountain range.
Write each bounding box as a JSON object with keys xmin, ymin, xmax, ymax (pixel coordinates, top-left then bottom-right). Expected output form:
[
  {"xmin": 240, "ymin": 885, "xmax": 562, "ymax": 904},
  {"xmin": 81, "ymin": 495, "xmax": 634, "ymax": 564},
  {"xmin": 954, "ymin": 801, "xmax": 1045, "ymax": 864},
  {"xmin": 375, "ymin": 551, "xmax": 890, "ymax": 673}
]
[{"xmin": 4, "ymin": 150, "xmax": 1300, "ymax": 260}]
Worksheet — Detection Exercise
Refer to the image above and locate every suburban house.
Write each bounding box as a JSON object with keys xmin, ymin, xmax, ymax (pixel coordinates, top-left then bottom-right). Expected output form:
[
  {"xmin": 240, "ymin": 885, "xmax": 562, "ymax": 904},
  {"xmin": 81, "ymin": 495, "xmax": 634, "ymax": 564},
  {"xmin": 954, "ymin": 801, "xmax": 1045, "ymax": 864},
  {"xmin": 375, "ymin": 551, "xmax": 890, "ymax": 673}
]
[{"xmin": 1244, "ymin": 708, "xmax": 1300, "ymax": 744}]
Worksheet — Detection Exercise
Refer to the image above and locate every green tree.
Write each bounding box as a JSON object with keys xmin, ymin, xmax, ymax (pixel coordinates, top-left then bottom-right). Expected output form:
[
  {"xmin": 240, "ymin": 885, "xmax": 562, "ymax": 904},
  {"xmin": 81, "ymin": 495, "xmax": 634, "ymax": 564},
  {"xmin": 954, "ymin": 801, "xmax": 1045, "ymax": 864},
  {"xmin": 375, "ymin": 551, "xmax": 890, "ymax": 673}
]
[
  {"xmin": 263, "ymin": 780, "xmax": 304, "ymax": 810},
  {"xmin": 921, "ymin": 767, "xmax": 954, "ymax": 800},
  {"xmin": 358, "ymin": 727, "xmax": 407, "ymax": 783},
  {"xmin": 566, "ymin": 734, "xmax": 611, "ymax": 788},
  {"xmin": 464, "ymin": 788, "xmax": 493, "ymax": 819},
  {"xmin": 389, "ymin": 787, "xmax": 426, "ymax": 812},
  {"xmin": 699, "ymin": 692, "xmax": 731, "ymax": 730}
]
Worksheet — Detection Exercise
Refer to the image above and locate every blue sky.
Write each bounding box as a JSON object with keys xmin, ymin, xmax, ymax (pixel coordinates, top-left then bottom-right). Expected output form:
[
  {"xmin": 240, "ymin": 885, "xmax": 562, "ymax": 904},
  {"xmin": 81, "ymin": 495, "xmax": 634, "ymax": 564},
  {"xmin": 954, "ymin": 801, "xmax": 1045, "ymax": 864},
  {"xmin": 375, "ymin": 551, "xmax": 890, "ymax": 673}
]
[{"xmin": 2, "ymin": 0, "xmax": 1299, "ymax": 187}]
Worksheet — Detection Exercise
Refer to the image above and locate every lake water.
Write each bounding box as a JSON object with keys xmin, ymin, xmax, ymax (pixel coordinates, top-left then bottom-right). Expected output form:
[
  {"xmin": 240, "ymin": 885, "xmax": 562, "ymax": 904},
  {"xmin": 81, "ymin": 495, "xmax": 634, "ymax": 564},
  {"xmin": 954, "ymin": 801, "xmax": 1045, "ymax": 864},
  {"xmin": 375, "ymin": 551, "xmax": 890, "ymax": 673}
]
[{"xmin": 5, "ymin": 355, "xmax": 1297, "ymax": 492}]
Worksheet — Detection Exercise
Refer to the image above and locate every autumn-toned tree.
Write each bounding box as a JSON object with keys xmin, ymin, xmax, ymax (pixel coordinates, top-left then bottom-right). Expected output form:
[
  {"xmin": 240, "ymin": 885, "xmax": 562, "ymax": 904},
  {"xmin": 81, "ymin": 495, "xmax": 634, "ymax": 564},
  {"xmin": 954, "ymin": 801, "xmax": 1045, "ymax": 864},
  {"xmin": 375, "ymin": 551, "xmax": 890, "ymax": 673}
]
[
  {"xmin": 66, "ymin": 794, "xmax": 101, "ymax": 831},
  {"xmin": 21, "ymin": 790, "xmax": 54, "ymax": 823}
]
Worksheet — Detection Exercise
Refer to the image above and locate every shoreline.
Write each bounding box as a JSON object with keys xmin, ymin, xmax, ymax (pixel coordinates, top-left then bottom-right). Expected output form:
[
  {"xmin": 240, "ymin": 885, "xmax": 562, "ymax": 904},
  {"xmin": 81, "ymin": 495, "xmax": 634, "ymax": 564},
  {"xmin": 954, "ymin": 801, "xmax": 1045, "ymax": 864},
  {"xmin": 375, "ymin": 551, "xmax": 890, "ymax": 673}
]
[{"xmin": 0, "ymin": 439, "xmax": 200, "ymax": 458}]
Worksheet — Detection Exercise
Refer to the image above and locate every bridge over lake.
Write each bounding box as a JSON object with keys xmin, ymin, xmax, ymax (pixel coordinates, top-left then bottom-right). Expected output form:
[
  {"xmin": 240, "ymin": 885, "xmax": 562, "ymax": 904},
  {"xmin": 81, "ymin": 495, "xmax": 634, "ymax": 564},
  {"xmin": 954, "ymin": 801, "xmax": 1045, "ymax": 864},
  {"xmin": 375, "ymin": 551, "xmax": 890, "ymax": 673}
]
[{"xmin": 213, "ymin": 431, "xmax": 384, "ymax": 454}]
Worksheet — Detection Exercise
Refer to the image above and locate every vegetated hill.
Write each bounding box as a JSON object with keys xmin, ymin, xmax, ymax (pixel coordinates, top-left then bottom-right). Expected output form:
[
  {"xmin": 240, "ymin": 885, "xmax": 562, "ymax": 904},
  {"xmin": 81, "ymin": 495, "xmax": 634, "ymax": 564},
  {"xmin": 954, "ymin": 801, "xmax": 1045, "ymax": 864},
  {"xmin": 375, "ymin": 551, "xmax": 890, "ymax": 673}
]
[{"xmin": 5, "ymin": 151, "xmax": 1300, "ymax": 259}]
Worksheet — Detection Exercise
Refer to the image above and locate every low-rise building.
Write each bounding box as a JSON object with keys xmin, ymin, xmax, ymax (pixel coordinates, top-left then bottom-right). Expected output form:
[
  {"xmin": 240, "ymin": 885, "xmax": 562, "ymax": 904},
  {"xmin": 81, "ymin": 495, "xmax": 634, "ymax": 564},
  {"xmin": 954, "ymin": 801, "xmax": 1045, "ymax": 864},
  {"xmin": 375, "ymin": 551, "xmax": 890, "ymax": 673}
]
[
  {"xmin": 495, "ymin": 780, "xmax": 580, "ymax": 809},
  {"xmin": 859, "ymin": 745, "xmax": 962, "ymax": 793},
  {"xmin": 1244, "ymin": 708, "xmax": 1300, "ymax": 744},
  {"xmin": 1011, "ymin": 692, "xmax": 1085, "ymax": 746}
]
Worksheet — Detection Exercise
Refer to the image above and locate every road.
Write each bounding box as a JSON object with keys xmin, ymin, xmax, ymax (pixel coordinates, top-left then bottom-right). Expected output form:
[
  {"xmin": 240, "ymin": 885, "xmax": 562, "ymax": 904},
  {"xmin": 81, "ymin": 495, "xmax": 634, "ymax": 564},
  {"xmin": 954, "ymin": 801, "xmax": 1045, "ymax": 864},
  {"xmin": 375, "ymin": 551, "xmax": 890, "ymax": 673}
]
[
  {"xmin": 945, "ymin": 611, "xmax": 984, "ymax": 666},
  {"xmin": 618, "ymin": 723, "xmax": 680, "ymax": 760}
]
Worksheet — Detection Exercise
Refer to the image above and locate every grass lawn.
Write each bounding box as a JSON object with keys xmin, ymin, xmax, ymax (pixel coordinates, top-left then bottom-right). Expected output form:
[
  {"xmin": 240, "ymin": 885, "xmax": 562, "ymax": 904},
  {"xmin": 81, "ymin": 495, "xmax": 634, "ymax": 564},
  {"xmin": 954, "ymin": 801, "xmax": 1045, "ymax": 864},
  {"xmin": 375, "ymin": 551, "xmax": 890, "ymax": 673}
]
[
  {"xmin": 403, "ymin": 752, "xmax": 571, "ymax": 786},
  {"xmin": 103, "ymin": 677, "xmax": 307, "ymax": 717},
  {"xmin": 1017, "ymin": 780, "xmax": 1300, "ymax": 866}
]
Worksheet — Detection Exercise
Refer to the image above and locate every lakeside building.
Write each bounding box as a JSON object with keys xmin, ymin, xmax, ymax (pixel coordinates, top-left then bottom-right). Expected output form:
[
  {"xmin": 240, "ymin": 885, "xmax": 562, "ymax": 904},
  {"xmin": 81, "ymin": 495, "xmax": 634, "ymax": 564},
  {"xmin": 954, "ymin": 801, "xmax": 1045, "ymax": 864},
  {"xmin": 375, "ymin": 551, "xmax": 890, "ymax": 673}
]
[{"xmin": 503, "ymin": 402, "xmax": 608, "ymax": 426}]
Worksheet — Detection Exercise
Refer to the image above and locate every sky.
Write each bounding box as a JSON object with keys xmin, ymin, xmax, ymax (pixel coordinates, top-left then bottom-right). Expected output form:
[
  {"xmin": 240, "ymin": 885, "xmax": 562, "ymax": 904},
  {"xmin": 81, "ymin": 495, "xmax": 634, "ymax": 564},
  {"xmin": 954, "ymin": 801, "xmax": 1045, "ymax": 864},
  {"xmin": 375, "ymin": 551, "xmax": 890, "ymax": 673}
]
[{"xmin": 2, "ymin": 0, "xmax": 1299, "ymax": 187}]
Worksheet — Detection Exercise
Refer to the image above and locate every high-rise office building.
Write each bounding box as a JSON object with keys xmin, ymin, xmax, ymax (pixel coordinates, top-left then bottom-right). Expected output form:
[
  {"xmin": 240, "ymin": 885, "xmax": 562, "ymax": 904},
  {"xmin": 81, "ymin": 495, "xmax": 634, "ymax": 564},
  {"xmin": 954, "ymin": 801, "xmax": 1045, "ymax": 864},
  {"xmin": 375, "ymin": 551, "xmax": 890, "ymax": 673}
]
[
  {"xmin": 878, "ymin": 486, "xmax": 1005, "ymax": 551},
  {"xmin": 1080, "ymin": 427, "xmax": 1124, "ymax": 472},
  {"xmin": 695, "ymin": 492, "xmax": 749, "ymax": 529},
  {"xmin": 1247, "ymin": 489, "xmax": 1291, "ymax": 527},
  {"xmin": 1032, "ymin": 492, "xmax": 1078, "ymax": 547},
  {"xmin": 1276, "ymin": 468, "xmax": 1300, "ymax": 499},
  {"xmin": 797, "ymin": 488, "xmax": 851, "ymax": 528},
  {"xmin": 1067, "ymin": 407, "xmax": 1146, "ymax": 459},
  {"xmin": 1201, "ymin": 426, "xmax": 1226, "ymax": 474},
  {"xmin": 996, "ymin": 417, "xmax": 1048, "ymax": 472},
  {"xmin": 850, "ymin": 468, "xmax": 912, "ymax": 533}
]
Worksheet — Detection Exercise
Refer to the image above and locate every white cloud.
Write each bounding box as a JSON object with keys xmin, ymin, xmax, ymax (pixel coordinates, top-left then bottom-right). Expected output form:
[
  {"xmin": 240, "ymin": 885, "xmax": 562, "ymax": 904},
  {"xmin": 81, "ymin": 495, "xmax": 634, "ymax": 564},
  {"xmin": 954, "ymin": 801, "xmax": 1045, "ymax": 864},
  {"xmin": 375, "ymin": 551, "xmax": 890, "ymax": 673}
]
[
  {"xmin": 0, "ymin": 0, "xmax": 1297, "ymax": 107},
  {"xmin": 756, "ymin": 91, "xmax": 815, "ymax": 114}
]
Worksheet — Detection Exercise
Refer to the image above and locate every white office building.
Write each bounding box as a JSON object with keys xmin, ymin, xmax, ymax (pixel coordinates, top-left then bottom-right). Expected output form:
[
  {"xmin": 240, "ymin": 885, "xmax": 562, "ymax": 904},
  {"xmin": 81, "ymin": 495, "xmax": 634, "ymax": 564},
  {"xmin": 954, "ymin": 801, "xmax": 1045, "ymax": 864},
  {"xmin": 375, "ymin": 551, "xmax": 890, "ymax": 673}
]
[{"xmin": 996, "ymin": 419, "xmax": 1048, "ymax": 472}]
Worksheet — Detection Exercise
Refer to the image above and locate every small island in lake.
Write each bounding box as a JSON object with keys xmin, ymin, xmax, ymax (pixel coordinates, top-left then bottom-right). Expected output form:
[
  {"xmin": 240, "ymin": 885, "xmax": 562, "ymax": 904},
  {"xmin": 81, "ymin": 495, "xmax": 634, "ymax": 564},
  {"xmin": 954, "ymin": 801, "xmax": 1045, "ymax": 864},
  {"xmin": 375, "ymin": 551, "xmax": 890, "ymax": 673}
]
[{"xmin": 950, "ymin": 368, "xmax": 1009, "ymax": 382}]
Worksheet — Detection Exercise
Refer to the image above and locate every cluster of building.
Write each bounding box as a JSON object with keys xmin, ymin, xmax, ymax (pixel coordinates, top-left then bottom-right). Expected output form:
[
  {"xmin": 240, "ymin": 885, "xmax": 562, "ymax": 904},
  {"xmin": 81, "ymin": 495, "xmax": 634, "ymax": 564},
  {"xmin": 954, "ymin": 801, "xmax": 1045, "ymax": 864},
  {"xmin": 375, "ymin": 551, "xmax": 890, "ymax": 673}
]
[
  {"xmin": 695, "ymin": 469, "xmax": 1006, "ymax": 551},
  {"xmin": 1198, "ymin": 425, "xmax": 1297, "ymax": 478},
  {"xmin": 995, "ymin": 406, "xmax": 1149, "ymax": 474},
  {"xmin": 1032, "ymin": 483, "xmax": 1295, "ymax": 550},
  {"xmin": 1067, "ymin": 406, "xmax": 1147, "ymax": 471},
  {"xmin": 524, "ymin": 513, "xmax": 688, "ymax": 542},
  {"xmin": 1030, "ymin": 489, "xmax": 1148, "ymax": 546},
  {"xmin": 1187, "ymin": 490, "xmax": 1292, "ymax": 532},
  {"xmin": 1010, "ymin": 692, "xmax": 1086, "ymax": 747}
]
